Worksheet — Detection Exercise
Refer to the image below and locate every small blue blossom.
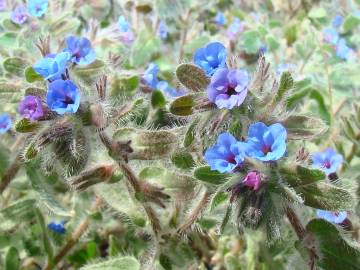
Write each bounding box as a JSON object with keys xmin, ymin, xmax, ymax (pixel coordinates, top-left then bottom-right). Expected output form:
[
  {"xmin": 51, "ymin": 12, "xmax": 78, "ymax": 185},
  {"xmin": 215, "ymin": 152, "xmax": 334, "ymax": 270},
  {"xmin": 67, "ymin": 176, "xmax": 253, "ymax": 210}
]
[
  {"xmin": 332, "ymin": 14, "xmax": 343, "ymax": 28},
  {"xmin": 227, "ymin": 18, "xmax": 244, "ymax": 41},
  {"xmin": 47, "ymin": 80, "xmax": 80, "ymax": 115},
  {"xmin": 193, "ymin": 42, "xmax": 227, "ymax": 76},
  {"xmin": 64, "ymin": 36, "xmax": 96, "ymax": 65},
  {"xmin": 142, "ymin": 63, "xmax": 159, "ymax": 89},
  {"xmin": 156, "ymin": 81, "xmax": 185, "ymax": 97},
  {"xmin": 204, "ymin": 132, "xmax": 249, "ymax": 173},
  {"xmin": 158, "ymin": 20, "xmax": 169, "ymax": 39},
  {"xmin": 48, "ymin": 220, "xmax": 66, "ymax": 234},
  {"xmin": 312, "ymin": 148, "xmax": 343, "ymax": 175},
  {"xmin": 207, "ymin": 68, "xmax": 249, "ymax": 109},
  {"xmin": 323, "ymin": 27, "xmax": 339, "ymax": 45},
  {"xmin": 259, "ymin": 44, "xmax": 267, "ymax": 54},
  {"xmin": 276, "ymin": 63, "xmax": 295, "ymax": 78},
  {"xmin": 118, "ymin": 16, "xmax": 131, "ymax": 32},
  {"xmin": 246, "ymin": 122, "xmax": 287, "ymax": 162},
  {"xmin": 10, "ymin": 6, "xmax": 28, "ymax": 25},
  {"xmin": 214, "ymin": 12, "xmax": 226, "ymax": 26},
  {"xmin": 316, "ymin": 209, "xmax": 347, "ymax": 224},
  {"xmin": 0, "ymin": 0, "xmax": 6, "ymax": 11},
  {"xmin": 118, "ymin": 16, "xmax": 134, "ymax": 44},
  {"xmin": 335, "ymin": 38, "xmax": 353, "ymax": 60},
  {"xmin": 27, "ymin": 0, "xmax": 48, "ymax": 17},
  {"xmin": 33, "ymin": 52, "xmax": 70, "ymax": 81},
  {"xmin": 0, "ymin": 113, "xmax": 12, "ymax": 134}
]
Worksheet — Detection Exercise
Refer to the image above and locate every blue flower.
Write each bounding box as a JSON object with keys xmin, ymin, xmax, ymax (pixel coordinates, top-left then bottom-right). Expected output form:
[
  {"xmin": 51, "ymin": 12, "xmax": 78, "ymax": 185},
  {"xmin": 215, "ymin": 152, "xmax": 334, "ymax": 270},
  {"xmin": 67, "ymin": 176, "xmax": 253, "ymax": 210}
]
[
  {"xmin": 0, "ymin": 0, "xmax": 6, "ymax": 11},
  {"xmin": 214, "ymin": 12, "xmax": 226, "ymax": 26},
  {"xmin": 47, "ymin": 80, "xmax": 80, "ymax": 115},
  {"xmin": 118, "ymin": 16, "xmax": 135, "ymax": 44},
  {"xmin": 48, "ymin": 220, "xmax": 66, "ymax": 234},
  {"xmin": 316, "ymin": 210, "xmax": 347, "ymax": 224},
  {"xmin": 158, "ymin": 20, "xmax": 169, "ymax": 39},
  {"xmin": 204, "ymin": 132, "xmax": 249, "ymax": 173},
  {"xmin": 207, "ymin": 68, "xmax": 249, "ymax": 109},
  {"xmin": 227, "ymin": 18, "xmax": 244, "ymax": 41},
  {"xmin": 193, "ymin": 42, "xmax": 227, "ymax": 76},
  {"xmin": 336, "ymin": 38, "xmax": 353, "ymax": 60},
  {"xmin": 10, "ymin": 5, "xmax": 28, "ymax": 25},
  {"xmin": 27, "ymin": 0, "xmax": 48, "ymax": 17},
  {"xmin": 312, "ymin": 148, "xmax": 343, "ymax": 175},
  {"xmin": 332, "ymin": 14, "xmax": 343, "ymax": 28},
  {"xmin": 246, "ymin": 122, "xmax": 287, "ymax": 161},
  {"xmin": 323, "ymin": 27, "xmax": 339, "ymax": 45},
  {"xmin": 118, "ymin": 16, "xmax": 131, "ymax": 32},
  {"xmin": 0, "ymin": 113, "xmax": 12, "ymax": 134},
  {"xmin": 156, "ymin": 81, "xmax": 186, "ymax": 97},
  {"xmin": 33, "ymin": 52, "xmax": 70, "ymax": 81},
  {"xmin": 142, "ymin": 63, "xmax": 159, "ymax": 89},
  {"xmin": 64, "ymin": 36, "xmax": 96, "ymax": 65}
]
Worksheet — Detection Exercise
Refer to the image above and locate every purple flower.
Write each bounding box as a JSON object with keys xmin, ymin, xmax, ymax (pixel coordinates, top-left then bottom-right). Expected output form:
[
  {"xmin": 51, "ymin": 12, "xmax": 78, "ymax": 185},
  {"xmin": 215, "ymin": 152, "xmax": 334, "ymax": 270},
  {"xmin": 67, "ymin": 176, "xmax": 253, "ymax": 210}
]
[
  {"xmin": 27, "ymin": 0, "xmax": 48, "ymax": 17},
  {"xmin": 193, "ymin": 42, "xmax": 227, "ymax": 76},
  {"xmin": 47, "ymin": 80, "xmax": 80, "ymax": 115},
  {"xmin": 242, "ymin": 171, "xmax": 261, "ymax": 191},
  {"xmin": 0, "ymin": 0, "xmax": 6, "ymax": 11},
  {"xmin": 64, "ymin": 36, "xmax": 96, "ymax": 65},
  {"xmin": 246, "ymin": 122, "xmax": 287, "ymax": 161},
  {"xmin": 10, "ymin": 6, "xmax": 28, "ymax": 25},
  {"xmin": 312, "ymin": 148, "xmax": 343, "ymax": 175},
  {"xmin": 227, "ymin": 18, "xmax": 244, "ymax": 41},
  {"xmin": 18, "ymin": 95, "xmax": 44, "ymax": 121},
  {"xmin": 214, "ymin": 12, "xmax": 226, "ymax": 26},
  {"xmin": 158, "ymin": 20, "xmax": 169, "ymax": 39},
  {"xmin": 0, "ymin": 113, "xmax": 11, "ymax": 134},
  {"xmin": 142, "ymin": 63, "xmax": 159, "ymax": 89},
  {"xmin": 33, "ymin": 52, "xmax": 71, "ymax": 81},
  {"xmin": 336, "ymin": 38, "xmax": 353, "ymax": 60},
  {"xmin": 118, "ymin": 16, "xmax": 134, "ymax": 44},
  {"xmin": 204, "ymin": 132, "xmax": 249, "ymax": 173},
  {"xmin": 207, "ymin": 68, "xmax": 249, "ymax": 109},
  {"xmin": 323, "ymin": 27, "xmax": 339, "ymax": 45},
  {"xmin": 48, "ymin": 220, "xmax": 66, "ymax": 234},
  {"xmin": 316, "ymin": 210, "xmax": 347, "ymax": 224},
  {"xmin": 332, "ymin": 15, "xmax": 343, "ymax": 28}
]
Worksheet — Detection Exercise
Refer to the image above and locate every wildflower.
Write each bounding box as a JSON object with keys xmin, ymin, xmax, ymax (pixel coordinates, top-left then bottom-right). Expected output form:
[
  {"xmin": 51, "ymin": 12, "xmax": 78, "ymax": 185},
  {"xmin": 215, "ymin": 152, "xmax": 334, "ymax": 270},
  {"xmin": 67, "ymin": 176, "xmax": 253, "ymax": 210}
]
[
  {"xmin": 242, "ymin": 171, "xmax": 262, "ymax": 191},
  {"xmin": 204, "ymin": 132, "xmax": 248, "ymax": 173},
  {"xmin": 142, "ymin": 63, "xmax": 159, "ymax": 89},
  {"xmin": 47, "ymin": 80, "xmax": 80, "ymax": 115},
  {"xmin": 27, "ymin": 0, "xmax": 48, "ymax": 17},
  {"xmin": 18, "ymin": 95, "xmax": 44, "ymax": 121},
  {"xmin": 214, "ymin": 12, "xmax": 226, "ymax": 26},
  {"xmin": 323, "ymin": 27, "xmax": 339, "ymax": 45},
  {"xmin": 156, "ymin": 81, "xmax": 185, "ymax": 97},
  {"xmin": 207, "ymin": 68, "xmax": 249, "ymax": 109},
  {"xmin": 64, "ymin": 36, "xmax": 96, "ymax": 65},
  {"xmin": 246, "ymin": 122, "xmax": 287, "ymax": 161},
  {"xmin": 316, "ymin": 209, "xmax": 347, "ymax": 224},
  {"xmin": 47, "ymin": 220, "xmax": 66, "ymax": 234},
  {"xmin": 118, "ymin": 16, "xmax": 134, "ymax": 44},
  {"xmin": 332, "ymin": 14, "xmax": 343, "ymax": 28},
  {"xmin": 158, "ymin": 20, "xmax": 169, "ymax": 39},
  {"xmin": 0, "ymin": 113, "xmax": 12, "ymax": 134},
  {"xmin": 33, "ymin": 52, "xmax": 71, "ymax": 81},
  {"xmin": 335, "ymin": 38, "xmax": 353, "ymax": 60},
  {"xmin": 227, "ymin": 18, "xmax": 244, "ymax": 41},
  {"xmin": 0, "ymin": 0, "xmax": 6, "ymax": 11},
  {"xmin": 193, "ymin": 42, "xmax": 227, "ymax": 76},
  {"xmin": 312, "ymin": 148, "xmax": 343, "ymax": 175},
  {"xmin": 10, "ymin": 6, "xmax": 28, "ymax": 25}
]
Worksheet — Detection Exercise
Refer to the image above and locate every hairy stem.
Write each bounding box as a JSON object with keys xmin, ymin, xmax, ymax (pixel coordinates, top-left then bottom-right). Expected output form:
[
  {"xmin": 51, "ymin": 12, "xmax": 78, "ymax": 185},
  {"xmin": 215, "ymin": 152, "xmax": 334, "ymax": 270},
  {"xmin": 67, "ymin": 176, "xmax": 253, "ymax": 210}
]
[{"xmin": 0, "ymin": 155, "xmax": 21, "ymax": 195}]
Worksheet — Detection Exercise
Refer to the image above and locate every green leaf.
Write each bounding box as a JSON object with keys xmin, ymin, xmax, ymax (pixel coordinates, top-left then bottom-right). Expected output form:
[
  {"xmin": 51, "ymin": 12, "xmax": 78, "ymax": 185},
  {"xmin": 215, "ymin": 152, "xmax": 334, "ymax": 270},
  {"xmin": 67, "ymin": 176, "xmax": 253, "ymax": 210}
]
[
  {"xmin": 15, "ymin": 118, "xmax": 39, "ymax": 133},
  {"xmin": 343, "ymin": 14, "xmax": 360, "ymax": 32},
  {"xmin": 210, "ymin": 191, "xmax": 228, "ymax": 211},
  {"xmin": 275, "ymin": 71, "xmax": 293, "ymax": 102},
  {"xmin": 35, "ymin": 209, "xmax": 54, "ymax": 264},
  {"xmin": 266, "ymin": 35, "xmax": 280, "ymax": 51},
  {"xmin": 309, "ymin": 90, "xmax": 331, "ymax": 124},
  {"xmin": 24, "ymin": 87, "xmax": 47, "ymax": 97},
  {"xmin": 241, "ymin": 30, "xmax": 262, "ymax": 54},
  {"xmin": 278, "ymin": 165, "xmax": 326, "ymax": 188},
  {"xmin": 25, "ymin": 66, "xmax": 43, "ymax": 83},
  {"xmin": 0, "ymin": 199, "xmax": 36, "ymax": 222},
  {"xmin": 284, "ymin": 24, "xmax": 297, "ymax": 46},
  {"xmin": 296, "ymin": 219, "xmax": 360, "ymax": 270},
  {"xmin": 151, "ymin": 90, "xmax": 166, "ymax": 108},
  {"xmin": 159, "ymin": 253, "xmax": 173, "ymax": 270},
  {"xmin": 3, "ymin": 57, "xmax": 27, "ymax": 76},
  {"xmin": 183, "ymin": 119, "xmax": 198, "ymax": 147},
  {"xmin": 176, "ymin": 64, "xmax": 210, "ymax": 92},
  {"xmin": 194, "ymin": 166, "xmax": 228, "ymax": 185},
  {"xmin": 5, "ymin": 247, "xmax": 20, "ymax": 270},
  {"xmin": 308, "ymin": 7, "xmax": 327, "ymax": 18},
  {"xmin": 171, "ymin": 152, "xmax": 195, "ymax": 169},
  {"xmin": 80, "ymin": 256, "xmax": 140, "ymax": 270},
  {"xmin": 72, "ymin": 60, "xmax": 105, "ymax": 85},
  {"xmin": 281, "ymin": 115, "xmax": 327, "ymax": 140},
  {"xmin": 130, "ymin": 30, "xmax": 161, "ymax": 67},
  {"xmin": 111, "ymin": 75, "xmax": 139, "ymax": 97},
  {"xmin": 0, "ymin": 32, "xmax": 17, "ymax": 48},
  {"xmin": 170, "ymin": 94, "xmax": 199, "ymax": 116}
]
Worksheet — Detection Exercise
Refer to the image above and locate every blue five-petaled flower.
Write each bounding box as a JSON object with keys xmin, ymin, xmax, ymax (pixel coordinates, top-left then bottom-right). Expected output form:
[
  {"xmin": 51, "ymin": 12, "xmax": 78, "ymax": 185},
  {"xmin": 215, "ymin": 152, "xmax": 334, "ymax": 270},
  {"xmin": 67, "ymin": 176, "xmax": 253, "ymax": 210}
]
[
  {"xmin": 64, "ymin": 36, "xmax": 96, "ymax": 65},
  {"xmin": 10, "ymin": 5, "xmax": 28, "ymax": 25},
  {"xmin": 47, "ymin": 80, "xmax": 80, "ymax": 115},
  {"xmin": 33, "ymin": 52, "xmax": 71, "ymax": 81},
  {"xmin": 27, "ymin": 0, "xmax": 48, "ymax": 17},
  {"xmin": 193, "ymin": 42, "xmax": 227, "ymax": 76},
  {"xmin": 316, "ymin": 209, "xmax": 347, "ymax": 224},
  {"xmin": 312, "ymin": 148, "xmax": 343, "ymax": 175},
  {"xmin": 204, "ymin": 132, "xmax": 249, "ymax": 173},
  {"xmin": 48, "ymin": 220, "xmax": 66, "ymax": 234},
  {"xmin": 142, "ymin": 63, "xmax": 159, "ymax": 89},
  {"xmin": 0, "ymin": 113, "xmax": 12, "ymax": 134}
]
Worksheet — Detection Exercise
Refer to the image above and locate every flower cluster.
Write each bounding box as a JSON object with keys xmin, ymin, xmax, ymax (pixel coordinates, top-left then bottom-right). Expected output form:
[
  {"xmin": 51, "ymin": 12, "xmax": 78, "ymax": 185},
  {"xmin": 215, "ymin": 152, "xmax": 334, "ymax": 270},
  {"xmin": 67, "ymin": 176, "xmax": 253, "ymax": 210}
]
[
  {"xmin": 142, "ymin": 63, "xmax": 185, "ymax": 97},
  {"xmin": 10, "ymin": 0, "xmax": 48, "ymax": 25},
  {"xmin": 205, "ymin": 122, "xmax": 287, "ymax": 190},
  {"xmin": 118, "ymin": 16, "xmax": 135, "ymax": 44}
]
